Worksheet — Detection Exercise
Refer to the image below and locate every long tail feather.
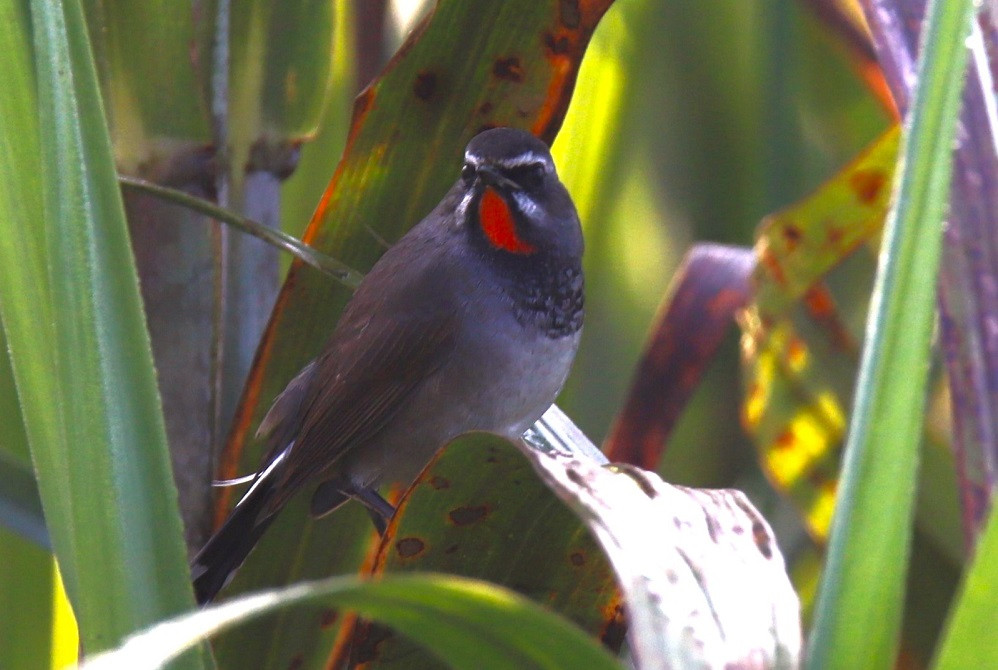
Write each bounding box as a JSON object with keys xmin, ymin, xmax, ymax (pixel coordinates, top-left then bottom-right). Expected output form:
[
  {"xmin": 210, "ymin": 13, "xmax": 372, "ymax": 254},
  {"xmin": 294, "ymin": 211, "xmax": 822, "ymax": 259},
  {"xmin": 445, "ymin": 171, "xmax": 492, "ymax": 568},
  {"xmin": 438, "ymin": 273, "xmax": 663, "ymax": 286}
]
[{"xmin": 191, "ymin": 451, "xmax": 286, "ymax": 605}]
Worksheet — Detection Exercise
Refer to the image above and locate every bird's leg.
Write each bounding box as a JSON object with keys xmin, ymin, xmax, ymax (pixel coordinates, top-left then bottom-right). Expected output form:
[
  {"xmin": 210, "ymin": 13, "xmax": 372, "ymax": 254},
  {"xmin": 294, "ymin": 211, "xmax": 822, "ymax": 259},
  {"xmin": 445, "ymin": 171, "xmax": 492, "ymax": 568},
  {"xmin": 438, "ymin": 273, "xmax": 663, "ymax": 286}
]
[{"xmin": 350, "ymin": 487, "xmax": 396, "ymax": 535}]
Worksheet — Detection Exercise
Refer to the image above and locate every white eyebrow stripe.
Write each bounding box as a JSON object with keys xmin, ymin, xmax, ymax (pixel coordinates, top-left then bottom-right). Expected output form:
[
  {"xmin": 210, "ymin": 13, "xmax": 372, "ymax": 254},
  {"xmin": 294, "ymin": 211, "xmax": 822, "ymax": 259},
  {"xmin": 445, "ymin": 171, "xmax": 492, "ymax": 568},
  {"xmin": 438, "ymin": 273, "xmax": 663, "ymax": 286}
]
[
  {"xmin": 497, "ymin": 152, "xmax": 549, "ymax": 168},
  {"xmin": 463, "ymin": 151, "xmax": 550, "ymax": 170}
]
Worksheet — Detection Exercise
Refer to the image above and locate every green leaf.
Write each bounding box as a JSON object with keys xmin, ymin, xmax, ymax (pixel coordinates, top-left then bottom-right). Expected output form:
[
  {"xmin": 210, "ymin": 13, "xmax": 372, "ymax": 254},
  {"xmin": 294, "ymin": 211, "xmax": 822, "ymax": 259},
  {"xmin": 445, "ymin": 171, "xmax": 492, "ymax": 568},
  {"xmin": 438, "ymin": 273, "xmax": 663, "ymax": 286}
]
[
  {"xmin": 0, "ymin": 302, "xmax": 47, "ymax": 550},
  {"xmin": 279, "ymin": 0, "xmax": 356, "ymax": 243},
  {"xmin": 0, "ymin": 529, "xmax": 60, "ymax": 670},
  {"xmin": 335, "ymin": 429, "xmax": 621, "ymax": 668},
  {"xmin": 805, "ymin": 0, "xmax": 978, "ymax": 666},
  {"xmin": 84, "ymin": 574, "xmax": 623, "ymax": 670},
  {"xmin": 0, "ymin": 6, "xmax": 76, "ymax": 667},
  {"xmin": 82, "ymin": 0, "xmax": 212, "ymax": 154},
  {"xmin": 932, "ymin": 503, "xmax": 998, "ymax": 669},
  {"xmin": 1, "ymin": 0, "xmax": 203, "ymax": 659},
  {"xmin": 229, "ymin": 0, "xmax": 335, "ymax": 141},
  {"xmin": 81, "ymin": 0, "xmax": 218, "ymax": 557}
]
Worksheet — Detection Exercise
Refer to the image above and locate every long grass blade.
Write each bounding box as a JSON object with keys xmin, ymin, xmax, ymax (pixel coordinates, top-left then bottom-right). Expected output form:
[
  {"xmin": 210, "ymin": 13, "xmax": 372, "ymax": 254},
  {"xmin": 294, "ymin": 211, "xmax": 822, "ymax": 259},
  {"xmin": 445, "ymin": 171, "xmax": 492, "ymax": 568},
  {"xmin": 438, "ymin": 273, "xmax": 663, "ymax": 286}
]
[
  {"xmin": 805, "ymin": 0, "xmax": 978, "ymax": 666},
  {"xmin": 21, "ymin": 0, "xmax": 204, "ymax": 659}
]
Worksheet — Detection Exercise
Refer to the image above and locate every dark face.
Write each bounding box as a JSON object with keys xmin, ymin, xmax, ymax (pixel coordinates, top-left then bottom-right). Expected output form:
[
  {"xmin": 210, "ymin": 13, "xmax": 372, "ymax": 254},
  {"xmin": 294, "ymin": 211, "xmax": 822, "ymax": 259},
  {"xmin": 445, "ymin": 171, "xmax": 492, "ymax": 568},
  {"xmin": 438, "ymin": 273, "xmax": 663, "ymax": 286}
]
[{"xmin": 459, "ymin": 128, "xmax": 583, "ymax": 261}]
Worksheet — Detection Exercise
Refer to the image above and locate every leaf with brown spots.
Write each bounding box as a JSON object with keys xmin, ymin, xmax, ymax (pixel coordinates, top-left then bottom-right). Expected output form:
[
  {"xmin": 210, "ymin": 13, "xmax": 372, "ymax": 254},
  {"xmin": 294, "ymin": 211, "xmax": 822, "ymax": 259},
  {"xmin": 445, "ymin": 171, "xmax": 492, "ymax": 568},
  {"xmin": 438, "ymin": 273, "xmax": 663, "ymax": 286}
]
[
  {"xmin": 739, "ymin": 314, "xmax": 851, "ymax": 539},
  {"xmin": 600, "ymin": 131, "xmax": 897, "ymax": 476},
  {"xmin": 739, "ymin": 125, "xmax": 900, "ymax": 541},
  {"xmin": 330, "ymin": 433, "xmax": 623, "ymax": 669},
  {"xmin": 752, "ymin": 126, "xmax": 898, "ymax": 318},
  {"xmin": 210, "ymin": 2, "xmax": 615, "ymax": 667},
  {"xmin": 523, "ymin": 427, "xmax": 802, "ymax": 667}
]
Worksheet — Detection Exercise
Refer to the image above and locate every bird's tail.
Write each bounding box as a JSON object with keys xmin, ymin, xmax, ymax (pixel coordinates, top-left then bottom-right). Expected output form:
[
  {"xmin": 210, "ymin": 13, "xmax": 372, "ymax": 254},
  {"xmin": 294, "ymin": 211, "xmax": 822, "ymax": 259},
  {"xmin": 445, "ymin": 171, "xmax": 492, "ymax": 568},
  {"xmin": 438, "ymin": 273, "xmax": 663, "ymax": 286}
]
[{"xmin": 191, "ymin": 453, "xmax": 285, "ymax": 605}]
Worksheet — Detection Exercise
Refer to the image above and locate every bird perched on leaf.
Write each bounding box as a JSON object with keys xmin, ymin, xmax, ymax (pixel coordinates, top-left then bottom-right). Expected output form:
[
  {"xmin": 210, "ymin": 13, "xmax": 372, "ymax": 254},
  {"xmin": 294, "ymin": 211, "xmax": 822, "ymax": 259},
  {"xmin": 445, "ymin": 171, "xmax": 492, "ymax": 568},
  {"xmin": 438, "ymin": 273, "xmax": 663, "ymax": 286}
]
[{"xmin": 192, "ymin": 127, "xmax": 585, "ymax": 604}]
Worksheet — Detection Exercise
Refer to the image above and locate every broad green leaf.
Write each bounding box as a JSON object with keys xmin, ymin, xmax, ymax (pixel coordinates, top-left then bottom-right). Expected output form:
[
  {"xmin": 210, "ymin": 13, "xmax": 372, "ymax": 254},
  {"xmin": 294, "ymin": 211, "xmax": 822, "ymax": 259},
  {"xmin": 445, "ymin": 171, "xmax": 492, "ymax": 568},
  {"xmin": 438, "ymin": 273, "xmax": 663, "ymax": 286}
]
[
  {"xmin": 933, "ymin": 503, "xmax": 998, "ymax": 670},
  {"xmin": 229, "ymin": 0, "xmax": 334, "ymax": 142},
  {"xmin": 330, "ymin": 432, "xmax": 622, "ymax": 668},
  {"xmin": 81, "ymin": 0, "xmax": 217, "ymax": 554},
  {"xmin": 0, "ymin": 6, "xmax": 78, "ymax": 667},
  {"xmin": 806, "ymin": 0, "xmax": 977, "ymax": 665},
  {"xmin": 81, "ymin": 0, "xmax": 212, "ymax": 166},
  {"xmin": 5, "ymin": 0, "xmax": 202, "ymax": 659},
  {"xmin": 209, "ymin": 502, "xmax": 373, "ymax": 668},
  {"xmin": 84, "ymin": 574, "xmax": 623, "ymax": 670},
  {"xmin": 212, "ymin": 0, "xmax": 613, "ymax": 663}
]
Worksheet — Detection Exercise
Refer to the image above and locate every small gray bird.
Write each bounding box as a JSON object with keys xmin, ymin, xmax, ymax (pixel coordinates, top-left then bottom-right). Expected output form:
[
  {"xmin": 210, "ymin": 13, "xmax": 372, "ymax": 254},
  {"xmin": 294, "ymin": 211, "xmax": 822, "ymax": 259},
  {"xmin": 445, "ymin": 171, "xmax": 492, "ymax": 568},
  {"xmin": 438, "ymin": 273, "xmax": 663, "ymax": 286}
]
[{"xmin": 192, "ymin": 128, "xmax": 584, "ymax": 604}]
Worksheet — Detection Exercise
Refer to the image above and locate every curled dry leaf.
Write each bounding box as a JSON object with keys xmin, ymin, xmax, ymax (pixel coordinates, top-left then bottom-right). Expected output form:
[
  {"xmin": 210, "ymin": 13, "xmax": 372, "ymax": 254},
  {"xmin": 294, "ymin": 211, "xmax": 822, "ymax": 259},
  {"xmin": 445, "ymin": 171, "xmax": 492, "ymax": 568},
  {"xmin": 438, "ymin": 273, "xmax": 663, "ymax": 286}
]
[
  {"xmin": 522, "ymin": 407, "xmax": 802, "ymax": 669},
  {"xmin": 604, "ymin": 243, "xmax": 756, "ymax": 468}
]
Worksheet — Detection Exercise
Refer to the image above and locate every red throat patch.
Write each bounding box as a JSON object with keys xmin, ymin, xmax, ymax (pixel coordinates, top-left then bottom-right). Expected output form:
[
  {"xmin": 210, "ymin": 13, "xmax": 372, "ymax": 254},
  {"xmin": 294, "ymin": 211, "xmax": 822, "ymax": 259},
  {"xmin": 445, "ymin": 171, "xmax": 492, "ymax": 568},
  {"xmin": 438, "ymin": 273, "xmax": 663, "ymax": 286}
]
[{"xmin": 478, "ymin": 187, "xmax": 535, "ymax": 254}]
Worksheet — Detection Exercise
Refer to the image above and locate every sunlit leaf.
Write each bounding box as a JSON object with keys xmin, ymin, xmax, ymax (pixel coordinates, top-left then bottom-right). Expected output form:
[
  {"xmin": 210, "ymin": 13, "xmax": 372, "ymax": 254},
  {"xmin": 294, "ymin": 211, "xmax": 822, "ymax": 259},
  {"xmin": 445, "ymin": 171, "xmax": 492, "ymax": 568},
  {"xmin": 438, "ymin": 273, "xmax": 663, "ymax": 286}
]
[
  {"xmin": 84, "ymin": 574, "xmax": 622, "ymax": 670},
  {"xmin": 753, "ymin": 126, "xmax": 898, "ymax": 318},
  {"xmin": 739, "ymin": 126, "xmax": 899, "ymax": 539},
  {"xmin": 933, "ymin": 503, "xmax": 998, "ymax": 670},
  {"xmin": 522, "ymin": 414, "xmax": 802, "ymax": 669},
  {"xmin": 739, "ymin": 313, "xmax": 847, "ymax": 538}
]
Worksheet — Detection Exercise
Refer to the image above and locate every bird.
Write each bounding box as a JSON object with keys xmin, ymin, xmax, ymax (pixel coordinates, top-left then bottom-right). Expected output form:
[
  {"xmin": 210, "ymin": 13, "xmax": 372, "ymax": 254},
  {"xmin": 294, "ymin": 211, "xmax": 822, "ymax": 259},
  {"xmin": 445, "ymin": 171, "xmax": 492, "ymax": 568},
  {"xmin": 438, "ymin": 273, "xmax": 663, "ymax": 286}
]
[{"xmin": 191, "ymin": 127, "xmax": 585, "ymax": 604}]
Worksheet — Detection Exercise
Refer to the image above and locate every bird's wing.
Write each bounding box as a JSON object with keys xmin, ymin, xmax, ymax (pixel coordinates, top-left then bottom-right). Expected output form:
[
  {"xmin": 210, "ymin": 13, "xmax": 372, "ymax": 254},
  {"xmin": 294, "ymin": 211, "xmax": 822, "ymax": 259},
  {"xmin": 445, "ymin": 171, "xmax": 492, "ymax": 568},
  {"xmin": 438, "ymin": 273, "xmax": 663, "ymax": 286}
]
[
  {"xmin": 255, "ymin": 359, "xmax": 318, "ymax": 462},
  {"xmin": 266, "ymin": 306, "xmax": 457, "ymax": 509}
]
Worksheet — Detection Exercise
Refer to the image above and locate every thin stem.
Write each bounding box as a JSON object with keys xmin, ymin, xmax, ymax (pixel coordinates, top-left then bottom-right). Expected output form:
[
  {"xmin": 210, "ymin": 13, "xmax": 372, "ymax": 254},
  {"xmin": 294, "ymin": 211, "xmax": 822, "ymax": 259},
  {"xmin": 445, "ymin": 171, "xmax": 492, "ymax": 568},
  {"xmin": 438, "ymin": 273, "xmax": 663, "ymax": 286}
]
[
  {"xmin": 210, "ymin": 0, "xmax": 230, "ymax": 460},
  {"xmin": 119, "ymin": 176, "xmax": 363, "ymax": 288}
]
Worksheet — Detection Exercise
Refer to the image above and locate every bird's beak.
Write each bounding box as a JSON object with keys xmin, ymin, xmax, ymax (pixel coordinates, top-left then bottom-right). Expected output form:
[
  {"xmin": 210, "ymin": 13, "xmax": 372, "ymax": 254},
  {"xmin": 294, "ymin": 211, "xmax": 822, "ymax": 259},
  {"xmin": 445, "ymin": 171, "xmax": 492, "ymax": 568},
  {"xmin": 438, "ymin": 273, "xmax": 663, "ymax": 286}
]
[{"xmin": 476, "ymin": 165, "xmax": 520, "ymax": 191}]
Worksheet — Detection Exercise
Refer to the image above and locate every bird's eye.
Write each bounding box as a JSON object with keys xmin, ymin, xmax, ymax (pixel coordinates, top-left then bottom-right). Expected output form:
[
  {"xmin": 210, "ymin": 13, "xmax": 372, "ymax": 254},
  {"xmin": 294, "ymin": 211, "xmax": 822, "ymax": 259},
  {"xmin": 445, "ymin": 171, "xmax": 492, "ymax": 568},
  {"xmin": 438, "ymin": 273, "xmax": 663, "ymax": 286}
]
[
  {"xmin": 461, "ymin": 164, "xmax": 476, "ymax": 186},
  {"xmin": 509, "ymin": 163, "xmax": 546, "ymax": 190}
]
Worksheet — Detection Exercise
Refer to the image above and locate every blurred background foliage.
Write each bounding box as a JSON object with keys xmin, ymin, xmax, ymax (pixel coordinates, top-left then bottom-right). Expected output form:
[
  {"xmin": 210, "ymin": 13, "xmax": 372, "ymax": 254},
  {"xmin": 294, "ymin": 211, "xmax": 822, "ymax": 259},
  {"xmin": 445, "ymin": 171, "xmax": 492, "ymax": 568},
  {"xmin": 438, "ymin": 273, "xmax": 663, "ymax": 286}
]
[{"xmin": 1, "ymin": 0, "xmax": 980, "ymax": 667}]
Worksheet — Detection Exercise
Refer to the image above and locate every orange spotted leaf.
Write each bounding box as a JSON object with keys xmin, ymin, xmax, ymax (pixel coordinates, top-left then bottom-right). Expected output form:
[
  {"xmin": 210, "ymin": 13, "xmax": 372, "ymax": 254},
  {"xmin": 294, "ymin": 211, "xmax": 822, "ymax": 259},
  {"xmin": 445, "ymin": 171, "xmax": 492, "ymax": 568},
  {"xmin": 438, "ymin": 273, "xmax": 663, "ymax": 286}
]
[
  {"xmin": 740, "ymin": 126, "xmax": 899, "ymax": 541},
  {"xmin": 753, "ymin": 125, "xmax": 898, "ymax": 320},
  {"xmin": 329, "ymin": 433, "xmax": 623, "ymax": 668}
]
